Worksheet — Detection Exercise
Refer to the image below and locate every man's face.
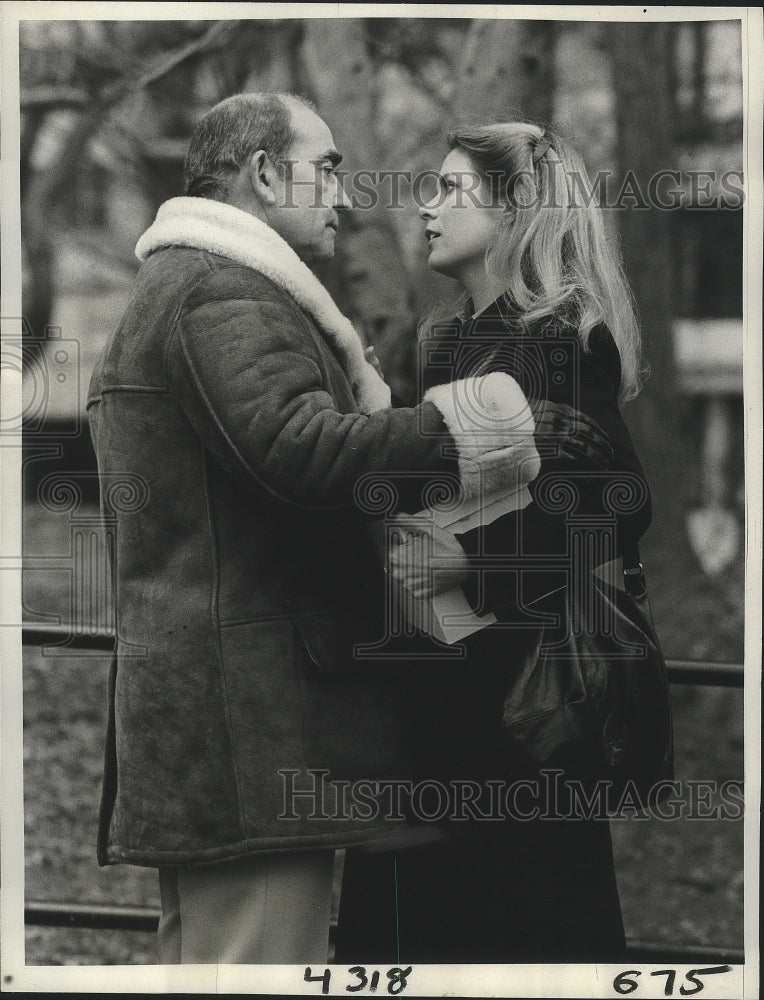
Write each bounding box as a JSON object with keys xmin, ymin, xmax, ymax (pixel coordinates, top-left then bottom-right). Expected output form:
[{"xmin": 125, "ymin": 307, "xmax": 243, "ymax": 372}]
[{"xmin": 269, "ymin": 103, "xmax": 348, "ymax": 263}]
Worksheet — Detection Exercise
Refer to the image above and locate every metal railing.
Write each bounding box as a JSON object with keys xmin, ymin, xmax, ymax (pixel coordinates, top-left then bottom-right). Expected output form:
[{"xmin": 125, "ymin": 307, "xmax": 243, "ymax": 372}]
[
  {"xmin": 21, "ymin": 624, "xmax": 745, "ymax": 688},
  {"xmin": 22, "ymin": 899, "xmax": 746, "ymax": 966},
  {"xmin": 21, "ymin": 624, "xmax": 746, "ymax": 965}
]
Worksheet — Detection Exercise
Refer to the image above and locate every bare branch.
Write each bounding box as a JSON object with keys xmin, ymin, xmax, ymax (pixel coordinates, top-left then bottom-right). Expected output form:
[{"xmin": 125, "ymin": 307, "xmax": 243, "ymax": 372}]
[
  {"xmin": 398, "ymin": 64, "xmax": 452, "ymax": 116},
  {"xmin": 104, "ymin": 19, "xmax": 238, "ymax": 101},
  {"xmin": 21, "ymin": 86, "xmax": 89, "ymax": 111}
]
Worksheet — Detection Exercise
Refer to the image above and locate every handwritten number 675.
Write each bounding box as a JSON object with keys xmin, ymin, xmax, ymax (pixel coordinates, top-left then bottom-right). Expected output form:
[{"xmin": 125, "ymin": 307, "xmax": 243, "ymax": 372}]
[{"xmin": 613, "ymin": 966, "xmax": 732, "ymax": 996}]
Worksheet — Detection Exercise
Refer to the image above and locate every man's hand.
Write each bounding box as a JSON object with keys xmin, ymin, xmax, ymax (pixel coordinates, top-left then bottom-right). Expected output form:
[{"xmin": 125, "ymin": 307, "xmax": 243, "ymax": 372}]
[
  {"xmin": 364, "ymin": 345, "xmax": 386, "ymax": 383},
  {"xmin": 387, "ymin": 513, "xmax": 471, "ymax": 599}
]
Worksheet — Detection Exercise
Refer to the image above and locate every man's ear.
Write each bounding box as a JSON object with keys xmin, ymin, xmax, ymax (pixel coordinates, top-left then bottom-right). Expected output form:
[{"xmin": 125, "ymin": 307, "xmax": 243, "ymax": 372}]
[{"xmin": 248, "ymin": 150, "xmax": 279, "ymax": 205}]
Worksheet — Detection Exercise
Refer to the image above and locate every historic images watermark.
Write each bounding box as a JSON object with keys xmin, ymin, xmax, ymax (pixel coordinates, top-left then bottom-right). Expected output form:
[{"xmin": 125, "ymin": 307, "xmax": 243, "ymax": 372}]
[
  {"xmin": 1, "ymin": 319, "xmax": 81, "ymax": 437},
  {"xmin": 279, "ymin": 164, "xmax": 745, "ymax": 212},
  {"xmin": 278, "ymin": 768, "xmax": 745, "ymax": 824},
  {"xmin": 352, "ymin": 467, "xmax": 651, "ymax": 661},
  {"xmin": 2, "ymin": 318, "xmax": 150, "ymax": 651},
  {"xmin": 24, "ymin": 469, "xmax": 150, "ymax": 655}
]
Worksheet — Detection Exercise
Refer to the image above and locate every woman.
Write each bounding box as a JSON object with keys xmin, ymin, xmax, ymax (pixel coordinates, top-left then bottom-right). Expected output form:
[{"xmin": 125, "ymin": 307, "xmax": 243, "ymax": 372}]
[{"xmin": 335, "ymin": 123, "xmax": 653, "ymax": 964}]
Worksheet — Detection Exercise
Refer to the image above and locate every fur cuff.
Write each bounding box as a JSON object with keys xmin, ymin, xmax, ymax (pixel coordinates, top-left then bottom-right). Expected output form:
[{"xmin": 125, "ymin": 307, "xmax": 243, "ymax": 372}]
[{"xmin": 424, "ymin": 373, "xmax": 541, "ymax": 517}]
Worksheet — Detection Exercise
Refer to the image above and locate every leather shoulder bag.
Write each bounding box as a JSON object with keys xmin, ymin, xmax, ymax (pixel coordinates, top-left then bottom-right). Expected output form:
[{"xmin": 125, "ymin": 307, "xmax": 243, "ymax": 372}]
[{"xmin": 500, "ymin": 543, "xmax": 675, "ymax": 815}]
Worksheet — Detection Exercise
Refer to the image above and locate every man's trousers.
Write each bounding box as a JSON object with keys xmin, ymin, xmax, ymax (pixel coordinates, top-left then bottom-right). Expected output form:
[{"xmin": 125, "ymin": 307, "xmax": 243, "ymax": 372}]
[{"xmin": 157, "ymin": 850, "xmax": 335, "ymax": 964}]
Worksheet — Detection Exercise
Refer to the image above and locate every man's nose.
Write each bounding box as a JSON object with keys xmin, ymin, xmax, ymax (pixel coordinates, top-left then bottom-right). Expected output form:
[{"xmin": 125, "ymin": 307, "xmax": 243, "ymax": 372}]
[{"xmin": 334, "ymin": 174, "xmax": 351, "ymax": 213}]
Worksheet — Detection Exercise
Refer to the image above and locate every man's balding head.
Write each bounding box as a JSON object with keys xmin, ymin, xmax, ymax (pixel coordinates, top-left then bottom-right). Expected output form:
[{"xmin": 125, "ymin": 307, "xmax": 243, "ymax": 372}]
[
  {"xmin": 184, "ymin": 92, "xmax": 316, "ymax": 201},
  {"xmin": 183, "ymin": 92, "xmax": 348, "ymax": 263}
]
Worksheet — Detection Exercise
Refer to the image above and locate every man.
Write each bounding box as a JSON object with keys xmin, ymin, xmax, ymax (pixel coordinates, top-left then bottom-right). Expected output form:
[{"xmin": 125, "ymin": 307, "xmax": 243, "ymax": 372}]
[{"xmin": 87, "ymin": 92, "xmax": 536, "ymax": 964}]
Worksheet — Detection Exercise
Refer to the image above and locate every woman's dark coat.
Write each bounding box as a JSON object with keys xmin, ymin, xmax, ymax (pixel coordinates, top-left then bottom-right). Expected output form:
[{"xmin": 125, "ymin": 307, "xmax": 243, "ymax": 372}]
[
  {"xmin": 410, "ymin": 296, "xmax": 653, "ymax": 782},
  {"xmin": 336, "ymin": 297, "xmax": 652, "ymax": 963}
]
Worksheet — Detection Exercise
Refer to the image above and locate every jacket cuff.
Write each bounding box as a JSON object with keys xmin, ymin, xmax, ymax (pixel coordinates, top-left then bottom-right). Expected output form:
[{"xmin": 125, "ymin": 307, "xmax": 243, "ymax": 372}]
[{"xmin": 423, "ymin": 373, "xmax": 541, "ymax": 516}]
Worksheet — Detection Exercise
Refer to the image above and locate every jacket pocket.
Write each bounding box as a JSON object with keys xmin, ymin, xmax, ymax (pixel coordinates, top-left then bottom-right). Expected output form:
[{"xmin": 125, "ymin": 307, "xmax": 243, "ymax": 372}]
[{"xmin": 292, "ymin": 613, "xmax": 355, "ymax": 673}]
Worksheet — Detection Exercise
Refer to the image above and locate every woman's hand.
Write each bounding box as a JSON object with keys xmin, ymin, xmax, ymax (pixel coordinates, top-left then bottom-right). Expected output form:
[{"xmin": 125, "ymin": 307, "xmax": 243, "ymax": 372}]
[{"xmin": 387, "ymin": 513, "xmax": 472, "ymax": 599}]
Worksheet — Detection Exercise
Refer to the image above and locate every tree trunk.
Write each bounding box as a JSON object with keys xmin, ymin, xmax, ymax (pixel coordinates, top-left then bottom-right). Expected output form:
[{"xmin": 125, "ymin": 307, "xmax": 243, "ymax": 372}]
[
  {"xmin": 22, "ymin": 105, "xmax": 110, "ymax": 338},
  {"xmin": 408, "ymin": 20, "xmax": 557, "ymax": 316},
  {"xmin": 20, "ymin": 20, "xmax": 235, "ymax": 339},
  {"xmin": 607, "ymin": 23, "xmax": 704, "ymax": 620},
  {"xmin": 454, "ymin": 19, "xmax": 556, "ymax": 125},
  {"xmin": 301, "ymin": 21, "xmax": 419, "ymax": 399},
  {"xmin": 522, "ymin": 21, "xmax": 557, "ymax": 125}
]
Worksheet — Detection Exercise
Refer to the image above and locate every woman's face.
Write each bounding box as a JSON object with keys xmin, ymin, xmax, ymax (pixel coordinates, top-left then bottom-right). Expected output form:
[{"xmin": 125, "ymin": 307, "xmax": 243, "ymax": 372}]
[{"xmin": 419, "ymin": 148, "xmax": 504, "ymax": 284}]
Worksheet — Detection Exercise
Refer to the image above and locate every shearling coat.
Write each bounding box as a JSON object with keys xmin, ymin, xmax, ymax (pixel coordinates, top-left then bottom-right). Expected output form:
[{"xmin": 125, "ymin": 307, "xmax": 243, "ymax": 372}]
[{"xmin": 87, "ymin": 200, "xmax": 539, "ymax": 866}]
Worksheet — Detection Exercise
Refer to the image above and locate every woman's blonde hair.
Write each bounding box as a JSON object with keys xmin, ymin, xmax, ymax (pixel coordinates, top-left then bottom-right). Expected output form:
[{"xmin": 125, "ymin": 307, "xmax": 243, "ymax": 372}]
[{"xmin": 431, "ymin": 122, "xmax": 643, "ymax": 403}]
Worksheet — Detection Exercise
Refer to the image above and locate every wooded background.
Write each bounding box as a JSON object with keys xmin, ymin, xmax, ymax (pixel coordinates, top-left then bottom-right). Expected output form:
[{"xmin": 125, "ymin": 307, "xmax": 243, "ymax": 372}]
[
  {"xmin": 19, "ymin": 17, "xmax": 745, "ymax": 599},
  {"xmin": 16, "ymin": 15, "xmax": 748, "ymax": 967}
]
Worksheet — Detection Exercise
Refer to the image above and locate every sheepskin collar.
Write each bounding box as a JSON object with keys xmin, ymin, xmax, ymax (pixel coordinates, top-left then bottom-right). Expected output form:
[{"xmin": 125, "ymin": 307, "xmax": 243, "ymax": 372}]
[{"xmin": 135, "ymin": 196, "xmax": 391, "ymax": 414}]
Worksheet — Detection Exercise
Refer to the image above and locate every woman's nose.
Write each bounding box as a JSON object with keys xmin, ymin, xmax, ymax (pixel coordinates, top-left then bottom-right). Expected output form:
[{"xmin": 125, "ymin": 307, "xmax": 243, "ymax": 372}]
[{"xmin": 418, "ymin": 199, "xmax": 436, "ymax": 221}]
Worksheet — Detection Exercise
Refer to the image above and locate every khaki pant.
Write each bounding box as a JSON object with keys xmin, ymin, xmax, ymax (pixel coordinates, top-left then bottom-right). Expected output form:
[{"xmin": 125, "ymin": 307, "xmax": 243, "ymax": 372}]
[{"xmin": 158, "ymin": 851, "xmax": 335, "ymax": 964}]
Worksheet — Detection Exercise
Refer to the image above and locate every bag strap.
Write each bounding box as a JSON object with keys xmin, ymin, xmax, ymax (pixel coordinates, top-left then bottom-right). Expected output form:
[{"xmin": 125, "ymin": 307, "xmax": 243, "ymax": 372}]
[{"xmin": 622, "ymin": 537, "xmax": 647, "ymax": 598}]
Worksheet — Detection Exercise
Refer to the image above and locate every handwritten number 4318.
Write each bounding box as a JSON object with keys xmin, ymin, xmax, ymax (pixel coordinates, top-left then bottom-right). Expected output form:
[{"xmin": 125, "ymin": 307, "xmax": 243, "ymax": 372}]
[
  {"xmin": 305, "ymin": 966, "xmax": 412, "ymax": 995},
  {"xmin": 614, "ymin": 967, "xmax": 732, "ymax": 996}
]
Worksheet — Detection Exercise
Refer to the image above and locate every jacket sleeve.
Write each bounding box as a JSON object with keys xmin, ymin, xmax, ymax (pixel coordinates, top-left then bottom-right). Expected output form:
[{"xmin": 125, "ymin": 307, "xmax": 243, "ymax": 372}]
[
  {"xmin": 455, "ymin": 329, "xmax": 652, "ymax": 620},
  {"xmin": 164, "ymin": 266, "xmax": 454, "ymax": 511}
]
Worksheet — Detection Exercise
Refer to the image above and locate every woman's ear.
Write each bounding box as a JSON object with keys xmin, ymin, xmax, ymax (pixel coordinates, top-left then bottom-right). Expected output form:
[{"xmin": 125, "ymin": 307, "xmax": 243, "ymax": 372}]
[{"xmin": 248, "ymin": 150, "xmax": 279, "ymax": 206}]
